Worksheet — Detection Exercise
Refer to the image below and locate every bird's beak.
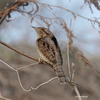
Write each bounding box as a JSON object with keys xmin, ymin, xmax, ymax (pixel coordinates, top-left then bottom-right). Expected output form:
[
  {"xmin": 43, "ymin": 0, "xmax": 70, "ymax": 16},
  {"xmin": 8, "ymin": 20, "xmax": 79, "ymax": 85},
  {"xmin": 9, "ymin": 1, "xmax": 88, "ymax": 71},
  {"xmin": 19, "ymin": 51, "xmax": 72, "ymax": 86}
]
[{"xmin": 32, "ymin": 26, "xmax": 38, "ymax": 30}]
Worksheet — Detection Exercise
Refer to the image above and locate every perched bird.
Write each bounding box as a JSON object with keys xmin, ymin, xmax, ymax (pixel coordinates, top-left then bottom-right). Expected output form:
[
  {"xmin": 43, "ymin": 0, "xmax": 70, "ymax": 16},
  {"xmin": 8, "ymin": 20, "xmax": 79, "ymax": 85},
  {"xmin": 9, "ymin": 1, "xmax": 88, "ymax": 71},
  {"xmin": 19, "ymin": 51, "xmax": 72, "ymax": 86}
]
[{"xmin": 32, "ymin": 27, "xmax": 67, "ymax": 84}]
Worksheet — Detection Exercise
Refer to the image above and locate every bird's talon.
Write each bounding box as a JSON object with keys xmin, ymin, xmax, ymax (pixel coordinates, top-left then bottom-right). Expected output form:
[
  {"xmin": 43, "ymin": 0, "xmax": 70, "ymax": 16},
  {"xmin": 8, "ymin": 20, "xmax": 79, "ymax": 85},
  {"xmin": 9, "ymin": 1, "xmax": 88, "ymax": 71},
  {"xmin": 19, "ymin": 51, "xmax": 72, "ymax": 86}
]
[{"xmin": 37, "ymin": 58, "xmax": 43, "ymax": 64}]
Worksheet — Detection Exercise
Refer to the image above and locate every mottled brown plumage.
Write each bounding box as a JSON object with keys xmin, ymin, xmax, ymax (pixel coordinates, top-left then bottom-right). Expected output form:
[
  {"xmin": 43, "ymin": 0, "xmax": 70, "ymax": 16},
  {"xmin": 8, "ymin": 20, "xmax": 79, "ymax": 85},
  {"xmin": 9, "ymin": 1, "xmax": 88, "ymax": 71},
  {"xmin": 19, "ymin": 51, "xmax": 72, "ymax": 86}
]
[{"xmin": 32, "ymin": 27, "xmax": 66, "ymax": 83}]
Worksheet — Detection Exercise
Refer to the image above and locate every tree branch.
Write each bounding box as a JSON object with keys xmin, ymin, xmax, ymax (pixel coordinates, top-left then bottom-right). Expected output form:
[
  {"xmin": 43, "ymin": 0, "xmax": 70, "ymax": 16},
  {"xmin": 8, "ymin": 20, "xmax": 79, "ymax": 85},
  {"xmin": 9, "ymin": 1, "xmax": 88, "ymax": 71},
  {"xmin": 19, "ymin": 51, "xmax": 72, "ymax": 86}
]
[{"xmin": 0, "ymin": 40, "xmax": 53, "ymax": 69}]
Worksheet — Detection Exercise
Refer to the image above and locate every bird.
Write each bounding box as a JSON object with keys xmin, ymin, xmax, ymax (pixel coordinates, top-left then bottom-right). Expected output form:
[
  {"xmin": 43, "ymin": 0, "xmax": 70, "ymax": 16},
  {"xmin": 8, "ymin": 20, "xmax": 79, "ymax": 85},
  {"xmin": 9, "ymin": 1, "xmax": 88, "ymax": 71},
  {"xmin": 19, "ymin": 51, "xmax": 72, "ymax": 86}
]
[{"xmin": 32, "ymin": 26, "xmax": 67, "ymax": 84}]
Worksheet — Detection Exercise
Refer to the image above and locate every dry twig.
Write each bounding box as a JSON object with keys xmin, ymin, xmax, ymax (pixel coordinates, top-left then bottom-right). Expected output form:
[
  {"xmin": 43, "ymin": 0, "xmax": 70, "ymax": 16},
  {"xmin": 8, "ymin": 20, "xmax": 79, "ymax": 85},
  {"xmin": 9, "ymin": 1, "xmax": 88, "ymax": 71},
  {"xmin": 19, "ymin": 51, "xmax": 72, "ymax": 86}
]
[
  {"xmin": 0, "ymin": 60, "xmax": 58, "ymax": 92},
  {"xmin": 0, "ymin": 40, "xmax": 53, "ymax": 69}
]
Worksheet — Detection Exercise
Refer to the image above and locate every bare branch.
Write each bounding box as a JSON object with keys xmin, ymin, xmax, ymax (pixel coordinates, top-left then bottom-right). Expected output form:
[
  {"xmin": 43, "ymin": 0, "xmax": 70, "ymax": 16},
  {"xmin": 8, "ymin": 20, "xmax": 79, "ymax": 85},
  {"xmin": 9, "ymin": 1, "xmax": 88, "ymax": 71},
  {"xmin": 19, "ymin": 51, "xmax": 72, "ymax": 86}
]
[
  {"xmin": 16, "ymin": 63, "xmax": 37, "ymax": 70},
  {"xmin": 0, "ymin": 40, "xmax": 53, "ymax": 69},
  {"xmin": 0, "ymin": 40, "xmax": 38, "ymax": 61},
  {"xmin": 0, "ymin": 93, "xmax": 11, "ymax": 100},
  {"xmin": 71, "ymin": 63, "xmax": 75, "ymax": 81},
  {"xmin": 67, "ymin": 19, "xmax": 72, "ymax": 78},
  {"xmin": 0, "ymin": 60, "xmax": 58, "ymax": 92},
  {"xmin": 74, "ymin": 84, "xmax": 82, "ymax": 100}
]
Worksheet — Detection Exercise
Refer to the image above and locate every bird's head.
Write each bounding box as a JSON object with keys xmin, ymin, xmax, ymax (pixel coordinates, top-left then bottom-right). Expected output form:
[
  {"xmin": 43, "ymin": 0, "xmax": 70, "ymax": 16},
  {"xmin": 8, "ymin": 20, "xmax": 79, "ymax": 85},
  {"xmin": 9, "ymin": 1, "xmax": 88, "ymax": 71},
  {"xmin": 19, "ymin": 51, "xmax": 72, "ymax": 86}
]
[{"xmin": 32, "ymin": 27, "xmax": 53, "ymax": 38}]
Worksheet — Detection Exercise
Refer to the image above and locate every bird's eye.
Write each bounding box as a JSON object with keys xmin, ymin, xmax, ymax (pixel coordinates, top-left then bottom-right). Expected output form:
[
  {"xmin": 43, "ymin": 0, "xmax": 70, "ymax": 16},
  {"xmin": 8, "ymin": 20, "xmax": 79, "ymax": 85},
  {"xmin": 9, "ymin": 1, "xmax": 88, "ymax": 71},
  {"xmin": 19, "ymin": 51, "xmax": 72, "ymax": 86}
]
[{"xmin": 41, "ymin": 28, "xmax": 48, "ymax": 35}]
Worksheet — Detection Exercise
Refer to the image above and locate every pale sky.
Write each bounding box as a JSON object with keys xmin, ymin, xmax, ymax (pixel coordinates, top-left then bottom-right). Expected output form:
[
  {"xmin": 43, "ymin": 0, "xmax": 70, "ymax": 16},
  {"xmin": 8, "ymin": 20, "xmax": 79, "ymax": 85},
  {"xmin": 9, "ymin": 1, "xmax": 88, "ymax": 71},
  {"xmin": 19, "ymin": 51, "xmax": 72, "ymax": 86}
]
[{"xmin": 0, "ymin": 0, "xmax": 100, "ymax": 56}]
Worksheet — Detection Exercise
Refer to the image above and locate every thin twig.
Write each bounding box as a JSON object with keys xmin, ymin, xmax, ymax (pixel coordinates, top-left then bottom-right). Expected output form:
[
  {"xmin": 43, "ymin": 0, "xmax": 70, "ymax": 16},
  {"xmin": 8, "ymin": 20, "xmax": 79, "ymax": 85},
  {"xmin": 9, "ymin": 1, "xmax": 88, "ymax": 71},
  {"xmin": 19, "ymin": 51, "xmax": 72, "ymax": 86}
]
[
  {"xmin": 13, "ymin": 0, "xmax": 100, "ymax": 24},
  {"xmin": 31, "ymin": 77, "xmax": 58, "ymax": 90},
  {"xmin": 17, "ymin": 71, "xmax": 58, "ymax": 92},
  {"xmin": 0, "ymin": 15, "xmax": 8, "ymax": 25},
  {"xmin": 0, "ymin": 0, "xmax": 99, "ymax": 31},
  {"xmin": 69, "ymin": 65, "xmax": 82, "ymax": 100},
  {"xmin": 0, "ymin": 93, "xmax": 11, "ymax": 100},
  {"xmin": 73, "ymin": 85, "xmax": 82, "ymax": 100},
  {"xmin": 0, "ymin": 40, "xmax": 38, "ymax": 61},
  {"xmin": 71, "ymin": 63, "xmax": 75, "ymax": 81},
  {"xmin": 65, "ymin": 19, "xmax": 82, "ymax": 100},
  {"xmin": 0, "ymin": 60, "xmax": 16, "ymax": 71},
  {"xmin": 0, "ymin": 40, "xmax": 53, "ymax": 69},
  {"xmin": 67, "ymin": 19, "xmax": 72, "ymax": 78},
  {"xmin": 16, "ymin": 63, "xmax": 37, "ymax": 70},
  {"xmin": 0, "ymin": 60, "xmax": 58, "ymax": 92},
  {"xmin": 0, "ymin": 1, "xmax": 23, "ymax": 24}
]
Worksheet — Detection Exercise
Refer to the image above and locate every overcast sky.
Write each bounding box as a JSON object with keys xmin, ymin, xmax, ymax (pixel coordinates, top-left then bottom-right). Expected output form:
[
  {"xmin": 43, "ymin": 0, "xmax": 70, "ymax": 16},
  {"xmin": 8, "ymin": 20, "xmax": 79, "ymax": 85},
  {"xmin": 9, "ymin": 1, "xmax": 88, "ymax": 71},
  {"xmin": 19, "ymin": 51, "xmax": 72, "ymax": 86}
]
[{"xmin": 0, "ymin": 0, "xmax": 100, "ymax": 56}]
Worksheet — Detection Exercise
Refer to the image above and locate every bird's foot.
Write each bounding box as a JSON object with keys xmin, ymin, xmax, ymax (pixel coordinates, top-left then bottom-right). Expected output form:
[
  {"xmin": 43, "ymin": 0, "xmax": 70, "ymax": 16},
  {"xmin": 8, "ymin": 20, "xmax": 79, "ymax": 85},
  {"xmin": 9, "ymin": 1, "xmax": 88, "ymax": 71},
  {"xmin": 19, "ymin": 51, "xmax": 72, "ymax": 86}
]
[{"xmin": 37, "ymin": 58, "xmax": 43, "ymax": 64}]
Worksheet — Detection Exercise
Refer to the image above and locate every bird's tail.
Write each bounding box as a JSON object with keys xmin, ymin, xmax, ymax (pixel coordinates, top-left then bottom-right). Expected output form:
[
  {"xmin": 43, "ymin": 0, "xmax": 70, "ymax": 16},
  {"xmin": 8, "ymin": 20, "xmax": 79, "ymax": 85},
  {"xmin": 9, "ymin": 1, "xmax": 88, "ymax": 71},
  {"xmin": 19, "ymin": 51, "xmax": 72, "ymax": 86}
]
[{"xmin": 53, "ymin": 64, "xmax": 67, "ymax": 84}]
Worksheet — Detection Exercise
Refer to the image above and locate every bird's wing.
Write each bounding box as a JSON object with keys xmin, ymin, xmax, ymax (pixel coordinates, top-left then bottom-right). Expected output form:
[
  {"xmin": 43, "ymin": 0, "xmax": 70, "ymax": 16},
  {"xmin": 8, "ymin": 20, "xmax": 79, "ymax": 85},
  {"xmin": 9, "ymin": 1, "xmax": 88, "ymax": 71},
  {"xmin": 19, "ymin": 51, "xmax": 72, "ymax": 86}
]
[{"xmin": 36, "ymin": 36, "xmax": 63, "ymax": 65}]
